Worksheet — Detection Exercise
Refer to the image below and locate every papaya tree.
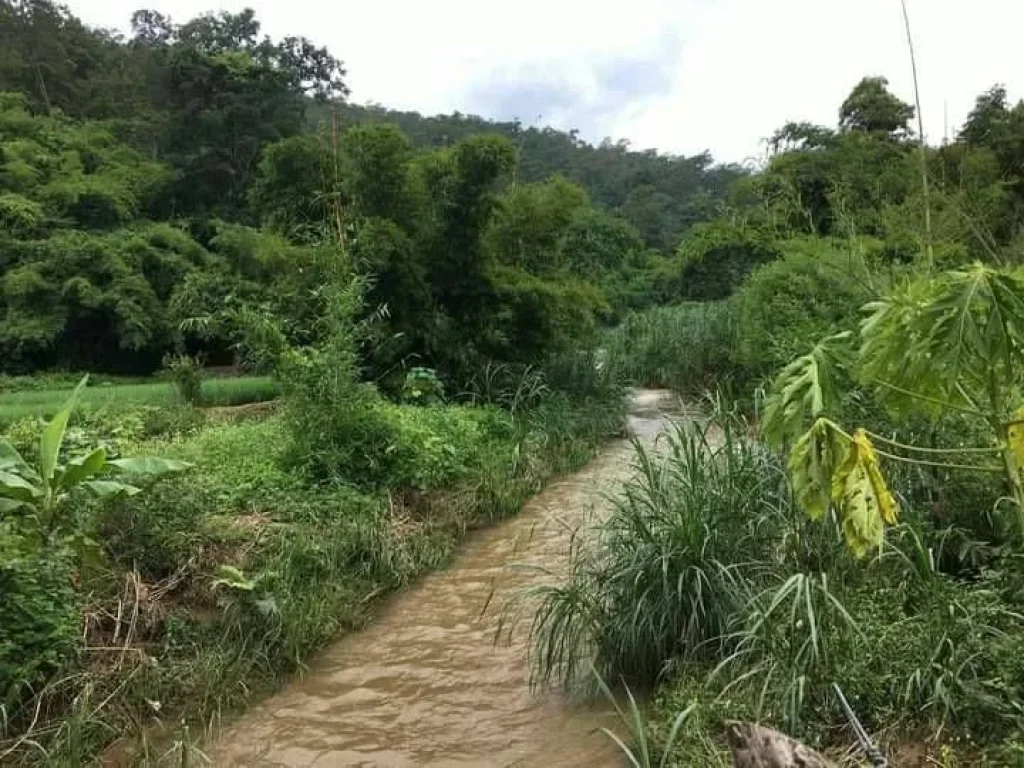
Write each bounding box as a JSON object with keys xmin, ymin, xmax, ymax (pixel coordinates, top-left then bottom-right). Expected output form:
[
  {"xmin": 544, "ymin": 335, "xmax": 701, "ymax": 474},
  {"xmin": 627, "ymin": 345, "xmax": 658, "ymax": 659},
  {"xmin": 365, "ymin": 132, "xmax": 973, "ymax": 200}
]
[{"xmin": 763, "ymin": 262, "xmax": 1024, "ymax": 555}]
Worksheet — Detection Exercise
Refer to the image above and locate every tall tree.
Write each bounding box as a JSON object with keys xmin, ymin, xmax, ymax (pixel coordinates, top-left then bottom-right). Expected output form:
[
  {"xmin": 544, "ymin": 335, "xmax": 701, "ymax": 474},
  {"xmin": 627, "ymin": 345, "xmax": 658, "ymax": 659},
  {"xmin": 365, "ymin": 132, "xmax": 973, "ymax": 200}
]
[
  {"xmin": 126, "ymin": 8, "xmax": 347, "ymax": 218},
  {"xmin": 839, "ymin": 76, "xmax": 914, "ymax": 137},
  {"xmin": 0, "ymin": 0, "xmax": 142, "ymax": 118}
]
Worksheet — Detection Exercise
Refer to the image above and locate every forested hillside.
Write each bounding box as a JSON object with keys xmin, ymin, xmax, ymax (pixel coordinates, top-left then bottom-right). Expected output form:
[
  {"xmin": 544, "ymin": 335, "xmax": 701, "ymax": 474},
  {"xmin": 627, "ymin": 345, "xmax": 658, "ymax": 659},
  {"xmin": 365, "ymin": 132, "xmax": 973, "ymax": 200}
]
[
  {"xmin": 317, "ymin": 102, "xmax": 746, "ymax": 252},
  {"xmin": 0, "ymin": 1, "xmax": 740, "ymax": 382}
]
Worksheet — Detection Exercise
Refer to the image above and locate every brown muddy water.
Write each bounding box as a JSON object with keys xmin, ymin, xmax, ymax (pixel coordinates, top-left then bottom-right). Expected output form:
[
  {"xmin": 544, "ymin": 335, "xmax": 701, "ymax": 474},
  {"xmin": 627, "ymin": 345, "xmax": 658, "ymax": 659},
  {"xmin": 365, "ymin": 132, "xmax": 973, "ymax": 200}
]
[{"xmin": 211, "ymin": 389, "xmax": 681, "ymax": 767}]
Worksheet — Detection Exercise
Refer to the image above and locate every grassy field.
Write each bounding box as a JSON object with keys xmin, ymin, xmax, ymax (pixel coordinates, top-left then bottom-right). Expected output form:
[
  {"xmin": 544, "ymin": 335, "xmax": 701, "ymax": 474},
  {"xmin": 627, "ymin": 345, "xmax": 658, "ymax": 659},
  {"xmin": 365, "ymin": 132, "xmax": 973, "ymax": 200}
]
[{"xmin": 0, "ymin": 376, "xmax": 279, "ymax": 425}]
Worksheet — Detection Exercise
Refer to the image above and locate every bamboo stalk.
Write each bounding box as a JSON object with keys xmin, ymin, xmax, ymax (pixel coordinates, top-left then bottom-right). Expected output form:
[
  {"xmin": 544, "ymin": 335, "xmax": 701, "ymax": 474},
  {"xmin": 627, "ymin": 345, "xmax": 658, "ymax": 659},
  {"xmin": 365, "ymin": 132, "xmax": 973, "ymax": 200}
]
[{"xmin": 900, "ymin": 0, "xmax": 934, "ymax": 270}]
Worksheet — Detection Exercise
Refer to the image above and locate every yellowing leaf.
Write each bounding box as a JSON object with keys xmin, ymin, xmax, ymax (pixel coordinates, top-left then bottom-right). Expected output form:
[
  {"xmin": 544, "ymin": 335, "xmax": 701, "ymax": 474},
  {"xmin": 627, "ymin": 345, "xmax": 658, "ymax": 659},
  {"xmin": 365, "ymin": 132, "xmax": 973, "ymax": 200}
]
[
  {"xmin": 857, "ymin": 432, "xmax": 899, "ymax": 526},
  {"xmin": 837, "ymin": 462, "xmax": 884, "ymax": 559},
  {"xmin": 788, "ymin": 418, "xmax": 849, "ymax": 521},
  {"xmin": 830, "ymin": 429, "xmax": 899, "ymax": 557}
]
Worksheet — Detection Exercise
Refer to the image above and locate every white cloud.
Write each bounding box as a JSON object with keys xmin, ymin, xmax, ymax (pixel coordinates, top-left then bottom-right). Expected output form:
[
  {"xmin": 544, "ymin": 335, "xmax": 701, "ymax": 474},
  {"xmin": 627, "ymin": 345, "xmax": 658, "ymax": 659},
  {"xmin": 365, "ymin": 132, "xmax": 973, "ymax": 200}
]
[{"xmin": 67, "ymin": 0, "xmax": 1024, "ymax": 163}]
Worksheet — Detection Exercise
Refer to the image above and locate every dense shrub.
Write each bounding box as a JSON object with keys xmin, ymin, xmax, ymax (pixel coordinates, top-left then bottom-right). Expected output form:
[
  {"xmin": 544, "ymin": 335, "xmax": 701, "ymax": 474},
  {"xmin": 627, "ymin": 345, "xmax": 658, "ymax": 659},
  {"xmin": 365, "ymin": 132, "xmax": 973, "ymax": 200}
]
[
  {"xmin": 96, "ymin": 481, "xmax": 211, "ymax": 580},
  {"xmin": 603, "ymin": 302, "xmax": 739, "ymax": 393},
  {"xmin": 528, "ymin": 414, "xmax": 793, "ymax": 690},
  {"xmin": 733, "ymin": 238, "xmax": 874, "ymax": 377},
  {"xmin": 382, "ymin": 403, "xmax": 514, "ymax": 490},
  {"xmin": 661, "ymin": 221, "xmax": 781, "ymax": 302},
  {"xmin": 164, "ymin": 353, "xmax": 204, "ymax": 405},
  {"xmin": 0, "ymin": 531, "xmax": 79, "ymax": 709}
]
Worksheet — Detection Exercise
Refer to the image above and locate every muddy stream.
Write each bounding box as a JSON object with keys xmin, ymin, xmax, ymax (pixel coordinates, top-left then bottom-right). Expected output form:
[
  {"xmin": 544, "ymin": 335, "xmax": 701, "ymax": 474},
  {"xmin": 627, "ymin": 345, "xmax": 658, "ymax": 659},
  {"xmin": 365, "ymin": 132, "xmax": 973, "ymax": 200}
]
[{"xmin": 211, "ymin": 389, "xmax": 679, "ymax": 767}]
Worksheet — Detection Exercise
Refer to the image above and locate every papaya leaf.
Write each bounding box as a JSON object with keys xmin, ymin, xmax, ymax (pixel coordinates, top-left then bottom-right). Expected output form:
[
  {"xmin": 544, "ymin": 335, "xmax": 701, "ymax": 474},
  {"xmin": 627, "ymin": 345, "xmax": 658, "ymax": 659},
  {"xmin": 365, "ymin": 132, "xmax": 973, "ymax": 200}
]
[
  {"xmin": 830, "ymin": 429, "xmax": 899, "ymax": 557},
  {"xmin": 861, "ymin": 265, "xmax": 1024, "ymax": 417},
  {"xmin": 836, "ymin": 463, "xmax": 881, "ymax": 559},
  {"xmin": 788, "ymin": 418, "xmax": 849, "ymax": 521},
  {"xmin": 762, "ymin": 333, "xmax": 850, "ymax": 447}
]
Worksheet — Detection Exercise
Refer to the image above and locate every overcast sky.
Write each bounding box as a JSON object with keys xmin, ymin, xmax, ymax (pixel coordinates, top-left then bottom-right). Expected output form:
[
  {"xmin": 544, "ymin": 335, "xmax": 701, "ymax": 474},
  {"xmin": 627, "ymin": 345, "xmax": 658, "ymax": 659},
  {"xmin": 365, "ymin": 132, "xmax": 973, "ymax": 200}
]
[{"xmin": 67, "ymin": 0, "xmax": 1024, "ymax": 165}]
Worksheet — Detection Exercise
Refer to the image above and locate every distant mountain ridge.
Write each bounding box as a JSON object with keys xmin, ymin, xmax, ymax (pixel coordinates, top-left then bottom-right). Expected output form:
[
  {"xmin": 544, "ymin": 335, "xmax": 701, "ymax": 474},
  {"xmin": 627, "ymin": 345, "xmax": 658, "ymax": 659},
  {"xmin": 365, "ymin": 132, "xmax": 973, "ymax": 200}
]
[{"xmin": 310, "ymin": 101, "xmax": 746, "ymax": 252}]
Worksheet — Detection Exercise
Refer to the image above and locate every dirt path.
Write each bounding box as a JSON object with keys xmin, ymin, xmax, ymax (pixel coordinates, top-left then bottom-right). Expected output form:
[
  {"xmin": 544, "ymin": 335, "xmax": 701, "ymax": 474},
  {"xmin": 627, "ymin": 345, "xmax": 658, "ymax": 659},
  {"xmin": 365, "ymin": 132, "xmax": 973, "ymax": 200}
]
[{"xmin": 211, "ymin": 389, "xmax": 680, "ymax": 767}]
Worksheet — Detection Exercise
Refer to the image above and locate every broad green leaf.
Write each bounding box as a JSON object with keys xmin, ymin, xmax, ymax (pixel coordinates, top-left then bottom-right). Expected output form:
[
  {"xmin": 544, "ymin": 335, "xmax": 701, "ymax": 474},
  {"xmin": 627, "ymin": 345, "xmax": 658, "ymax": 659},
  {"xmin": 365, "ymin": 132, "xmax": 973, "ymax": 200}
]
[
  {"xmin": 762, "ymin": 333, "xmax": 850, "ymax": 447},
  {"xmin": 81, "ymin": 480, "xmax": 141, "ymax": 499},
  {"xmin": 0, "ymin": 497, "xmax": 31, "ymax": 515},
  {"xmin": 58, "ymin": 447, "xmax": 107, "ymax": 490},
  {"xmin": 39, "ymin": 374, "xmax": 89, "ymax": 485},
  {"xmin": 0, "ymin": 470, "xmax": 41, "ymax": 503},
  {"xmin": 108, "ymin": 457, "xmax": 192, "ymax": 475},
  {"xmin": 0, "ymin": 439, "xmax": 33, "ymax": 477}
]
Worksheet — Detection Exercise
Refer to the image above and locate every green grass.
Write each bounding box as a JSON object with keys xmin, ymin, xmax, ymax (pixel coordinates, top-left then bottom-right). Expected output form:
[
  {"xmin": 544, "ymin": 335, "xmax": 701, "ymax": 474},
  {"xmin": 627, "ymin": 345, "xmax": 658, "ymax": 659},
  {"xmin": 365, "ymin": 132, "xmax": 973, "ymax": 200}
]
[
  {"xmin": 0, "ymin": 376, "xmax": 278, "ymax": 425},
  {"xmin": 525, "ymin": 410, "xmax": 785, "ymax": 692}
]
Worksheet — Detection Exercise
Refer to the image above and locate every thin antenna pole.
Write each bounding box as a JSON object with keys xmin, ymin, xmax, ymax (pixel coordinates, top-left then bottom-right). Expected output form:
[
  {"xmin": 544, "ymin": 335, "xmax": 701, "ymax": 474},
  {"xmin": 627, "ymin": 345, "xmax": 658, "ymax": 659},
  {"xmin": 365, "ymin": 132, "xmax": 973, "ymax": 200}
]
[
  {"xmin": 900, "ymin": 0, "xmax": 934, "ymax": 270},
  {"xmin": 944, "ymin": 99, "xmax": 950, "ymax": 145}
]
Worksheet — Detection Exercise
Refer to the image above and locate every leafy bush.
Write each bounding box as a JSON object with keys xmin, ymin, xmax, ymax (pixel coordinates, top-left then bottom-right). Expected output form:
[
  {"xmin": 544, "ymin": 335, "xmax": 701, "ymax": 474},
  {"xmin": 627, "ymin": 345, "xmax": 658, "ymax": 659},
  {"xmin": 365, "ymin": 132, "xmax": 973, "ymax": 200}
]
[
  {"xmin": 733, "ymin": 238, "xmax": 874, "ymax": 377},
  {"xmin": 401, "ymin": 367, "xmax": 445, "ymax": 405},
  {"xmin": 0, "ymin": 530, "xmax": 78, "ymax": 709},
  {"xmin": 382, "ymin": 403, "xmax": 514, "ymax": 490},
  {"xmin": 486, "ymin": 264, "xmax": 607, "ymax": 364},
  {"xmin": 663, "ymin": 220, "xmax": 781, "ymax": 301},
  {"xmin": 833, "ymin": 576, "xmax": 1024, "ymax": 739},
  {"xmin": 163, "ymin": 353, "xmax": 204, "ymax": 405},
  {"xmin": 95, "ymin": 480, "xmax": 210, "ymax": 580},
  {"xmin": 237, "ymin": 261, "xmax": 402, "ymax": 488}
]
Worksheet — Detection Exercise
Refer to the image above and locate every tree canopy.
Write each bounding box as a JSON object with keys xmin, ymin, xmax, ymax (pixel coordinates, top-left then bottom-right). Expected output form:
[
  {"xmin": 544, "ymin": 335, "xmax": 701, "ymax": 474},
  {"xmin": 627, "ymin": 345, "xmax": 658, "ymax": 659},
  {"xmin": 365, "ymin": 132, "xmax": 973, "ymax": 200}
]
[{"xmin": 4, "ymin": 1, "xmax": 1024, "ymax": 390}]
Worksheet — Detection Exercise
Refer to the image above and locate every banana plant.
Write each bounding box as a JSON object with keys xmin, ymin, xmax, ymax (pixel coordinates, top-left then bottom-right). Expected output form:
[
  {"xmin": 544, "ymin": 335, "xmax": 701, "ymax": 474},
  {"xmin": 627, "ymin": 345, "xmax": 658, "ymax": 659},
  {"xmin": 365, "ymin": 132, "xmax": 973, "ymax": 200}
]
[{"xmin": 0, "ymin": 375, "xmax": 190, "ymax": 537}]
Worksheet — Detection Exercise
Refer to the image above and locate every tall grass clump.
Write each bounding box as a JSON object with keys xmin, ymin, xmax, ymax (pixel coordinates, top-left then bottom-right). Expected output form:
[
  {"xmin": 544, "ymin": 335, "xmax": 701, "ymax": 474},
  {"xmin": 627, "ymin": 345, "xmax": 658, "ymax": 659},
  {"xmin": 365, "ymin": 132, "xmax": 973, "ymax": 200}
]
[
  {"xmin": 603, "ymin": 303, "xmax": 739, "ymax": 394},
  {"xmin": 527, "ymin": 410, "xmax": 787, "ymax": 691},
  {"xmin": 531, "ymin": 402, "xmax": 1024, "ymax": 760}
]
